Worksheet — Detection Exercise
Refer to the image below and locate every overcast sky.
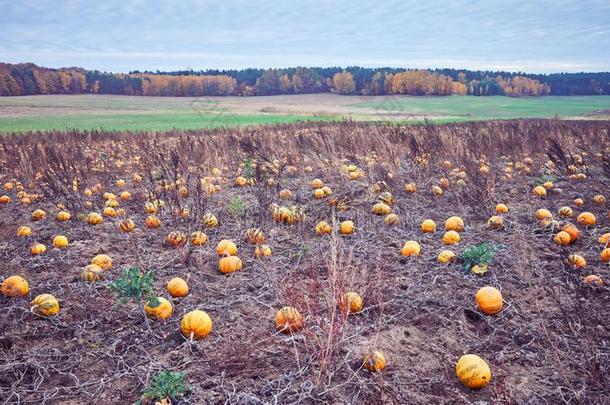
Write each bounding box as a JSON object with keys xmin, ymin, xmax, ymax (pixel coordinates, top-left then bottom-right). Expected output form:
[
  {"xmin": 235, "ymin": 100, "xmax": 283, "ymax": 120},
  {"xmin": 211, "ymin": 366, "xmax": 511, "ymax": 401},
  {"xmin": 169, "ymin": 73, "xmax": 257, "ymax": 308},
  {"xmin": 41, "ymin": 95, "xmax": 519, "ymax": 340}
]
[{"xmin": 1, "ymin": 0, "xmax": 609, "ymax": 73}]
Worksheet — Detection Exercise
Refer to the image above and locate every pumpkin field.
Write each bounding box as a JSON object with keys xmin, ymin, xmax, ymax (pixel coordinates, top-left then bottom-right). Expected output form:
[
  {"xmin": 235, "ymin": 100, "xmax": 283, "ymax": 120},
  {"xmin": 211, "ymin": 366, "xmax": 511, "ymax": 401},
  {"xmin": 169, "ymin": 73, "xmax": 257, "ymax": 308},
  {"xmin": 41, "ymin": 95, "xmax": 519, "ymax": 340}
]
[{"xmin": 1, "ymin": 119, "xmax": 610, "ymax": 404}]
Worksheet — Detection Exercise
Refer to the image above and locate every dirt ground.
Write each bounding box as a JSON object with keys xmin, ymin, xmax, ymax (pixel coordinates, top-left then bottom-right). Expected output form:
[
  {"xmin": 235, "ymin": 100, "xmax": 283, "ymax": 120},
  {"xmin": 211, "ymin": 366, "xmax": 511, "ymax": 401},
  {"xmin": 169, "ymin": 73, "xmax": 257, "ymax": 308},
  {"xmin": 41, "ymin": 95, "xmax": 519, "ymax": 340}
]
[{"xmin": 1, "ymin": 120, "xmax": 609, "ymax": 404}]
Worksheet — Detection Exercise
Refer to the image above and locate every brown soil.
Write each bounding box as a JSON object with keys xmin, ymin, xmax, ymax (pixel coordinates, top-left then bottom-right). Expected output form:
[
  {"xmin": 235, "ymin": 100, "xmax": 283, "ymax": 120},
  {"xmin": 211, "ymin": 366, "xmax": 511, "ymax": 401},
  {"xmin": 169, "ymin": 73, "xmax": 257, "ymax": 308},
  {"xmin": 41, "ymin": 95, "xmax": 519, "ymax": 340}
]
[{"xmin": 1, "ymin": 120, "xmax": 609, "ymax": 404}]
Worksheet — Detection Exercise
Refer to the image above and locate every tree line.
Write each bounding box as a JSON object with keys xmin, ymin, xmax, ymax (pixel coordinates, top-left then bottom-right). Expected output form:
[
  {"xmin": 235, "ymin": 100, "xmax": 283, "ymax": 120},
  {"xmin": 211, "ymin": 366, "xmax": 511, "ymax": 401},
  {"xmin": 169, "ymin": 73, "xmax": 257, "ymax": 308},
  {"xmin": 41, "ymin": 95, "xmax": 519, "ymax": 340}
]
[{"xmin": 2, "ymin": 62, "xmax": 609, "ymax": 97}]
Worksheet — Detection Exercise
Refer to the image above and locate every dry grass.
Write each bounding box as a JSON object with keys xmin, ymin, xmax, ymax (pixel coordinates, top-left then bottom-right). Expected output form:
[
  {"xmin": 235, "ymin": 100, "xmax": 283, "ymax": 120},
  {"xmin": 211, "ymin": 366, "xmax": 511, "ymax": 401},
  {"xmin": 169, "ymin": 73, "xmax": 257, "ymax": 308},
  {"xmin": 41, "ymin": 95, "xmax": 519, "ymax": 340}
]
[{"xmin": 0, "ymin": 119, "xmax": 609, "ymax": 404}]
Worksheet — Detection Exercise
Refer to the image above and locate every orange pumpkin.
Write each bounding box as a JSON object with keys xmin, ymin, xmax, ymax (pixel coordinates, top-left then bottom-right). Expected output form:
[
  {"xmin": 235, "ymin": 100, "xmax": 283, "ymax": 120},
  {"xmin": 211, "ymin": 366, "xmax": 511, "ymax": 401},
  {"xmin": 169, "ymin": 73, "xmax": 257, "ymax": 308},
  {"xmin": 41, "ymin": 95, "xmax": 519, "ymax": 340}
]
[
  {"xmin": 91, "ymin": 254, "xmax": 113, "ymax": 270},
  {"xmin": 167, "ymin": 277, "xmax": 189, "ymax": 297},
  {"xmin": 81, "ymin": 264, "xmax": 103, "ymax": 282},
  {"xmin": 30, "ymin": 243, "xmax": 46, "ymax": 255},
  {"xmin": 401, "ymin": 241, "xmax": 421, "ymax": 256},
  {"xmin": 216, "ymin": 239, "xmax": 238, "ymax": 256},
  {"xmin": 584, "ymin": 275, "xmax": 604, "ymax": 286},
  {"xmin": 181, "ymin": 310, "xmax": 213, "ymax": 339},
  {"xmin": 144, "ymin": 297, "xmax": 173, "ymax": 320},
  {"xmin": 562, "ymin": 224, "xmax": 580, "ymax": 242},
  {"xmin": 445, "ymin": 216, "xmax": 464, "ymax": 232},
  {"xmin": 166, "ymin": 231, "xmax": 187, "ymax": 248},
  {"xmin": 244, "ymin": 228, "xmax": 266, "ymax": 244},
  {"xmin": 56, "ymin": 211, "xmax": 71, "ymax": 221},
  {"xmin": 363, "ymin": 350, "xmax": 386, "ymax": 372},
  {"xmin": 553, "ymin": 231, "xmax": 572, "ymax": 246},
  {"xmin": 275, "ymin": 306, "xmax": 303, "ymax": 333},
  {"xmin": 339, "ymin": 292, "xmax": 363, "ymax": 314},
  {"xmin": 339, "ymin": 220, "xmax": 355, "ymax": 235},
  {"xmin": 218, "ymin": 256, "xmax": 243, "ymax": 274},
  {"xmin": 145, "ymin": 215, "xmax": 161, "ymax": 229},
  {"xmin": 1, "ymin": 275, "xmax": 29, "ymax": 297},
  {"xmin": 567, "ymin": 254, "xmax": 586, "ymax": 269},
  {"xmin": 601, "ymin": 248, "xmax": 610, "ymax": 263},
  {"xmin": 315, "ymin": 221, "xmax": 332, "ymax": 235},
  {"xmin": 442, "ymin": 230, "xmax": 461, "ymax": 245},
  {"xmin": 421, "ymin": 219, "xmax": 437, "ymax": 233},
  {"xmin": 119, "ymin": 219, "xmax": 136, "ymax": 233},
  {"xmin": 456, "ymin": 354, "xmax": 491, "ymax": 389},
  {"xmin": 495, "ymin": 203, "xmax": 509, "ymax": 214},
  {"xmin": 437, "ymin": 250, "xmax": 456, "ymax": 264},
  {"xmin": 190, "ymin": 231, "xmax": 208, "ymax": 246},
  {"xmin": 576, "ymin": 212, "xmax": 596, "ymax": 227},
  {"xmin": 17, "ymin": 226, "xmax": 32, "ymax": 237},
  {"xmin": 475, "ymin": 286, "xmax": 503, "ymax": 315}
]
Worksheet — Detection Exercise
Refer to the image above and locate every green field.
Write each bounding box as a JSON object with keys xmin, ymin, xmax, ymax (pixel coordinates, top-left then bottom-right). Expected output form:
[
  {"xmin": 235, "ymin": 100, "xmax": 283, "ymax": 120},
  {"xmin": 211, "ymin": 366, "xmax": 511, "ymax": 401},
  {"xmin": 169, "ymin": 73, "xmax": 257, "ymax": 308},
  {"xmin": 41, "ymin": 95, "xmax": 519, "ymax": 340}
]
[
  {"xmin": 351, "ymin": 95, "xmax": 610, "ymax": 120},
  {"xmin": 0, "ymin": 94, "xmax": 609, "ymax": 133}
]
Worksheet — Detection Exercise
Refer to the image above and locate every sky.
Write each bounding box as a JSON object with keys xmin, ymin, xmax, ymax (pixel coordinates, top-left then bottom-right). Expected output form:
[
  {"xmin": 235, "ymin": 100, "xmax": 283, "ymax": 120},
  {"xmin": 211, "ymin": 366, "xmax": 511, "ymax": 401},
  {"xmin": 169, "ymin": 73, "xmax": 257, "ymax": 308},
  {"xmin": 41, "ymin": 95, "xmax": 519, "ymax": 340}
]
[{"xmin": 0, "ymin": 0, "xmax": 609, "ymax": 74}]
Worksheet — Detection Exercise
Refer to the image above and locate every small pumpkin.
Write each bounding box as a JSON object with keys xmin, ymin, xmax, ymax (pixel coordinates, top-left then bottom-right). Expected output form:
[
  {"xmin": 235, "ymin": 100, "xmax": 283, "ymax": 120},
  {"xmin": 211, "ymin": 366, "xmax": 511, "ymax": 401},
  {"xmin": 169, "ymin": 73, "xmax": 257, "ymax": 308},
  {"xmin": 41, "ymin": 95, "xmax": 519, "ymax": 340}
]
[
  {"xmin": 562, "ymin": 224, "xmax": 580, "ymax": 242},
  {"xmin": 31, "ymin": 294, "xmax": 60, "ymax": 317},
  {"xmin": 487, "ymin": 215, "xmax": 503, "ymax": 230},
  {"xmin": 91, "ymin": 254, "xmax": 113, "ymax": 270},
  {"xmin": 144, "ymin": 202, "xmax": 158, "ymax": 214},
  {"xmin": 574, "ymin": 198, "xmax": 584, "ymax": 207},
  {"xmin": 475, "ymin": 286, "xmax": 503, "ymax": 315},
  {"xmin": 456, "ymin": 354, "xmax": 491, "ymax": 389},
  {"xmin": 371, "ymin": 202, "xmax": 391, "ymax": 216},
  {"xmin": 601, "ymin": 248, "xmax": 610, "ymax": 263},
  {"xmin": 495, "ymin": 203, "xmax": 509, "ymax": 214},
  {"xmin": 219, "ymin": 256, "xmax": 243, "ymax": 274},
  {"xmin": 553, "ymin": 231, "xmax": 572, "ymax": 246},
  {"xmin": 442, "ymin": 230, "xmax": 461, "ymax": 245},
  {"xmin": 431, "ymin": 185, "xmax": 443, "ymax": 196},
  {"xmin": 339, "ymin": 292, "xmax": 363, "ymax": 314},
  {"xmin": 532, "ymin": 186, "xmax": 547, "ymax": 197},
  {"xmin": 584, "ymin": 274, "xmax": 604, "ymax": 286},
  {"xmin": 167, "ymin": 277, "xmax": 189, "ymax": 297},
  {"xmin": 384, "ymin": 213, "xmax": 399, "ymax": 225},
  {"xmin": 377, "ymin": 191, "xmax": 395, "ymax": 206},
  {"xmin": 190, "ymin": 231, "xmax": 208, "ymax": 246},
  {"xmin": 145, "ymin": 215, "xmax": 161, "ymax": 229},
  {"xmin": 181, "ymin": 310, "xmax": 213, "ymax": 339},
  {"xmin": 421, "ymin": 219, "xmax": 437, "ymax": 233},
  {"xmin": 535, "ymin": 209, "xmax": 552, "ymax": 221},
  {"xmin": 598, "ymin": 232, "xmax": 610, "ymax": 246},
  {"xmin": 255, "ymin": 244, "xmax": 272, "ymax": 258},
  {"xmin": 445, "ymin": 216, "xmax": 464, "ymax": 232},
  {"xmin": 567, "ymin": 254, "xmax": 586, "ymax": 269},
  {"xmin": 557, "ymin": 206, "xmax": 574, "ymax": 218},
  {"xmin": 56, "ymin": 211, "xmax": 71, "ymax": 221},
  {"xmin": 363, "ymin": 350, "xmax": 386, "ymax": 372},
  {"xmin": 166, "ymin": 231, "xmax": 187, "ymax": 248},
  {"xmin": 87, "ymin": 212, "xmax": 104, "ymax": 225},
  {"xmin": 401, "ymin": 241, "xmax": 421, "ymax": 256},
  {"xmin": 202, "ymin": 213, "xmax": 218, "ymax": 228},
  {"xmin": 17, "ymin": 226, "xmax": 32, "ymax": 237},
  {"xmin": 315, "ymin": 221, "xmax": 332, "ymax": 235},
  {"xmin": 405, "ymin": 183, "xmax": 417, "ymax": 193},
  {"xmin": 1, "ymin": 275, "xmax": 29, "ymax": 297},
  {"xmin": 31, "ymin": 209, "xmax": 46, "ymax": 221},
  {"xmin": 437, "ymin": 250, "xmax": 456, "ymax": 264},
  {"xmin": 103, "ymin": 207, "xmax": 117, "ymax": 218},
  {"xmin": 311, "ymin": 179, "xmax": 324, "ymax": 189},
  {"xmin": 119, "ymin": 219, "xmax": 136, "ymax": 233},
  {"xmin": 244, "ymin": 228, "xmax": 266, "ymax": 244},
  {"xmin": 81, "ymin": 264, "xmax": 103, "ymax": 282},
  {"xmin": 144, "ymin": 297, "xmax": 173, "ymax": 320},
  {"xmin": 275, "ymin": 306, "xmax": 303, "ymax": 333},
  {"xmin": 30, "ymin": 243, "xmax": 46, "ymax": 255},
  {"xmin": 52, "ymin": 235, "xmax": 69, "ymax": 249},
  {"xmin": 339, "ymin": 220, "xmax": 355, "ymax": 235},
  {"xmin": 593, "ymin": 194, "xmax": 606, "ymax": 204},
  {"xmin": 576, "ymin": 212, "xmax": 596, "ymax": 227},
  {"xmin": 216, "ymin": 239, "xmax": 238, "ymax": 256},
  {"xmin": 279, "ymin": 188, "xmax": 293, "ymax": 199}
]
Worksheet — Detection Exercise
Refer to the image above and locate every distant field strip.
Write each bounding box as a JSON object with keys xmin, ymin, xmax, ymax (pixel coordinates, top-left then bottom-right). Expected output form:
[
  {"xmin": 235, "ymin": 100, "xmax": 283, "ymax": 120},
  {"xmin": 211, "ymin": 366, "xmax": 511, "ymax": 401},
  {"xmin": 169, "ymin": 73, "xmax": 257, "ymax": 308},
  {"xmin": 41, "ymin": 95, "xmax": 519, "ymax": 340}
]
[{"xmin": 0, "ymin": 94, "xmax": 609, "ymax": 132}]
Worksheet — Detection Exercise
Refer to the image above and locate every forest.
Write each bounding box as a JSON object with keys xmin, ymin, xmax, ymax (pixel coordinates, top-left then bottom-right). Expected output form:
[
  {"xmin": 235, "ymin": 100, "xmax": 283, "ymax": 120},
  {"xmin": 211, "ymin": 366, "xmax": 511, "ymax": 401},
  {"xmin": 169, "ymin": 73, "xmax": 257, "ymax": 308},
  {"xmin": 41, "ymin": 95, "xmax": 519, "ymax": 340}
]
[{"xmin": 1, "ymin": 62, "xmax": 609, "ymax": 97}]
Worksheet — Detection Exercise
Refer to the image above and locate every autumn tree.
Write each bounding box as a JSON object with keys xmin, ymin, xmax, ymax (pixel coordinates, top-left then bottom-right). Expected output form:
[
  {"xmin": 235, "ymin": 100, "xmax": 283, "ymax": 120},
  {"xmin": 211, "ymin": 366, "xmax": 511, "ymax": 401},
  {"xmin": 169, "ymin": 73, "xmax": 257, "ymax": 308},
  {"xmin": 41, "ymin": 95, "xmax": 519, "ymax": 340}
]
[{"xmin": 331, "ymin": 71, "xmax": 356, "ymax": 95}]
